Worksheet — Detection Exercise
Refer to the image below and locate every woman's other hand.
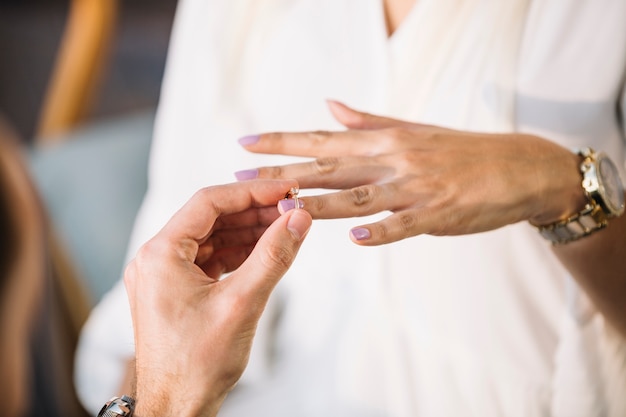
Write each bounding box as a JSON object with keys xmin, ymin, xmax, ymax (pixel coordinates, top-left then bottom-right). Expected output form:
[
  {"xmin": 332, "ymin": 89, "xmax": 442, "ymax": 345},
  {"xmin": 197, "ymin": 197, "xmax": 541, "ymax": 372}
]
[{"xmin": 237, "ymin": 101, "xmax": 586, "ymax": 245}]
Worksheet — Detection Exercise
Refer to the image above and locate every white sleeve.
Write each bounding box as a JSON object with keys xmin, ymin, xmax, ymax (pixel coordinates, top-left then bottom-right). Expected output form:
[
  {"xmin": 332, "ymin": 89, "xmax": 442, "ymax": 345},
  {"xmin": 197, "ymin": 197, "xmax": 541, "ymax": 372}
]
[{"xmin": 74, "ymin": 279, "xmax": 134, "ymax": 413}]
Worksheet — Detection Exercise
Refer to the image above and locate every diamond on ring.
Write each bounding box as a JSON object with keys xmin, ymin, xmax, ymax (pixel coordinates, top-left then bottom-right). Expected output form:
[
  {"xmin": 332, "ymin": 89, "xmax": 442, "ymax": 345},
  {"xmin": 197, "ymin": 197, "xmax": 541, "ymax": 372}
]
[{"xmin": 285, "ymin": 187, "xmax": 300, "ymax": 209}]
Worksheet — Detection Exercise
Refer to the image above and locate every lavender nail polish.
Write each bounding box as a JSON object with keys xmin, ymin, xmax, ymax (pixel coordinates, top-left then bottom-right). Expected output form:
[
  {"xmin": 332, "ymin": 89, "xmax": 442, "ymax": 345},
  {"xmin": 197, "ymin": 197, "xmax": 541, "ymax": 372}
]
[
  {"xmin": 350, "ymin": 227, "xmax": 371, "ymax": 241},
  {"xmin": 278, "ymin": 199, "xmax": 296, "ymax": 212},
  {"xmin": 278, "ymin": 198, "xmax": 304, "ymax": 213},
  {"xmin": 234, "ymin": 169, "xmax": 259, "ymax": 181},
  {"xmin": 238, "ymin": 135, "xmax": 260, "ymax": 146}
]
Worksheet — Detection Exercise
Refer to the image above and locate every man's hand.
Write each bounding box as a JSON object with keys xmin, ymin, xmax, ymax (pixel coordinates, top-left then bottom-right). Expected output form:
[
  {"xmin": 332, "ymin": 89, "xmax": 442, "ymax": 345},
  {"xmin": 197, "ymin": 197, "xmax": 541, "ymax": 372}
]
[{"xmin": 124, "ymin": 180, "xmax": 312, "ymax": 417}]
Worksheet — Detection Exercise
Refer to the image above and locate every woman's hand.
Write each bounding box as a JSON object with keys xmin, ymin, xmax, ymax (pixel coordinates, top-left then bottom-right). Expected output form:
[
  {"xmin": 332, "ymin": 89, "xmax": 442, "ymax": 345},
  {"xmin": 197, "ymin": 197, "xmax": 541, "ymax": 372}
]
[
  {"xmin": 124, "ymin": 180, "xmax": 312, "ymax": 417},
  {"xmin": 236, "ymin": 101, "xmax": 586, "ymax": 245}
]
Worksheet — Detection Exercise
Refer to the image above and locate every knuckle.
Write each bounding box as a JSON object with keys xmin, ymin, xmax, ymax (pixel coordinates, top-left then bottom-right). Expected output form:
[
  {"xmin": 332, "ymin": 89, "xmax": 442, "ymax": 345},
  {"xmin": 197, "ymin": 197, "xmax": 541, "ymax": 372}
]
[
  {"xmin": 131, "ymin": 241, "xmax": 160, "ymax": 278},
  {"xmin": 373, "ymin": 222, "xmax": 389, "ymax": 240},
  {"xmin": 135, "ymin": 239, "xmax": 164, "ymax": 265},
  {"xmin": 123, "ymin": 261, "xmax": 138, "ymax": 287},
  {"xmin": 263, "ymin": 165, "xmax": 285, "ymax": 178},
  {"xmin": 261, "ymin": 243, "xmax": 295, "ymax": 272},
  {"xmin": 395, "ymin": 149, "xmax": 422, "ymax": 171},
  {"xmin": 311, "ymin": 196, "xmax": 328, "ymax": 213},
  {"xmin": 349, "ymin": 185, "xmax": 377, "ymax": 207},
  {"xmin": 377, "ymin": 127, "xmax": 420, "ymax": 154},
  {"xmin": 307, "ymin": 130, "xmax": 332, "ymax": 142},
  {"xmin": 194, "ymin": 186, "xmax": 215, "ymax": 201},
  {"xmin": 263, "ymin": 132, "xmax": 290, "ymax": 153},
  {"xmin": 399, "ymin": 214, "xmax": 416, "ymax": 234},
  {"xmin": 401, "ymin": 149, "xmax": 421, "ymax": 163},
  {"xmin": 193, "ymin": 187, "xmax": 221, "ymax": 212},
  {"xmin": 306, "ymin": 131, "xmax": 333, "ymax": 152},
  {"xmin": 314, "ymin": 157, "xmax": 340, "ymax": 175},
  {"xmin": 382, "ymin": 127, "xmax": 405, "ymax": 145},
  {"xmin": 136, "ymin": 236, "xmax": 187, "ymax": 267},
  {"xmin": 264, "ymin": 132, "xmax": 285, "ymax": 143}
]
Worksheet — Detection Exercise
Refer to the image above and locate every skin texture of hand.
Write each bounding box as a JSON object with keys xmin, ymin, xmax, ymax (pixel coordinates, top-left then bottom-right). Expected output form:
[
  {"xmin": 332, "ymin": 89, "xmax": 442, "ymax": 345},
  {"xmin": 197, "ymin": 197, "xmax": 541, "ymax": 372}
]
[
  {"xmin": 236, "ymin": 101, "xmax": 626, "ymax": 337},
  {"xmin": 237, "ymin": 100, "xmax": 586, "ymax": 245},
  {"xmin": 124, "ymin": 180, "xmax": 312, "ymax": 417}
]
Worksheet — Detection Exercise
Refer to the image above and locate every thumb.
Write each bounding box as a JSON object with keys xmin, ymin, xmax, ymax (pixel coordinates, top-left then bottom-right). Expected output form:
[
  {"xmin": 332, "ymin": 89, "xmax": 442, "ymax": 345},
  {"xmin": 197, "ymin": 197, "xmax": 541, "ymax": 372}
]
[
  {"xmin": 226, "ymin": 208, "xmax": 312, "ymax": 302},
  {"xmin": 327, "ymin": 99, "xmax": 412, "ymax": 130}
]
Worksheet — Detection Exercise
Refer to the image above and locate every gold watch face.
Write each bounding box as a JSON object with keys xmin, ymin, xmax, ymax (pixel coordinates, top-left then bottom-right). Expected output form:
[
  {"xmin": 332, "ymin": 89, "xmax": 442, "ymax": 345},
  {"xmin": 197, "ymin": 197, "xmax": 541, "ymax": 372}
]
[{"xmin": 598, "ymin": 155, "xmax": 625, "ymax": 215}]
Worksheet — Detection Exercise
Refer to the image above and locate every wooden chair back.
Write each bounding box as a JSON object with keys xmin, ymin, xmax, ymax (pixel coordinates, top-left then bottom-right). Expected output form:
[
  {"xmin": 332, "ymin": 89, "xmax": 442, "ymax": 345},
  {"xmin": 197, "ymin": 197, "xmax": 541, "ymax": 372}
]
[{"xmin": 36, "ymin": 0, "xmax": 119, "ymax": 142}]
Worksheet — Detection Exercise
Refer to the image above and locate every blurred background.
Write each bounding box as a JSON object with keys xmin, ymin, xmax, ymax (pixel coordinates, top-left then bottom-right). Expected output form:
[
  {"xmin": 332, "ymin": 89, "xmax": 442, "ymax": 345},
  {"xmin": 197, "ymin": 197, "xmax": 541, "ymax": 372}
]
[
  {"xmin": 1, "ymin": 0, "xmax": 177, "ymax": 299},
  {"xmin": 0, "ymin": 1, "xmax": 177, "ymax": 414},
  {"xmin": 0, "ymin": 0, "xmax": 176, "ymax": 142}
]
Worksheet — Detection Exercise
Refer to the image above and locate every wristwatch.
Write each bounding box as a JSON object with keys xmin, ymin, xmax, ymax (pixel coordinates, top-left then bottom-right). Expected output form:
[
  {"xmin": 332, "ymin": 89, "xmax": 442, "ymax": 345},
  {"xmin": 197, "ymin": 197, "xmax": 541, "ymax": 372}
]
[
  {"xmin": 536, "ymin": 147, "xmax": 625, "ymax": 244},
  {"xmin": 97, "ymin": 395, "xmax": 135, "ymax": 417}
]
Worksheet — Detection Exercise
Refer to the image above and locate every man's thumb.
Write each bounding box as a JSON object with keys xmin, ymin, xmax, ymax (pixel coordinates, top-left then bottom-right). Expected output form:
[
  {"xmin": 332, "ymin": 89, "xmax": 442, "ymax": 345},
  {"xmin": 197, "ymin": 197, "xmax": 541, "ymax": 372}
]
[{"xmin": 227, "ymin": 209, "xmax": 311, "ymax": 301}]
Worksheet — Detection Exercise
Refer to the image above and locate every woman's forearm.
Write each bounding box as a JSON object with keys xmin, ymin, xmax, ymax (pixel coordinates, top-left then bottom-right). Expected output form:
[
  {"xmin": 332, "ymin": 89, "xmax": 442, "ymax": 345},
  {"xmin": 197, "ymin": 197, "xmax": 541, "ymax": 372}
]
[{"xmin": 552, "ymin": 203, "xmax": 626, "ymax": 336}]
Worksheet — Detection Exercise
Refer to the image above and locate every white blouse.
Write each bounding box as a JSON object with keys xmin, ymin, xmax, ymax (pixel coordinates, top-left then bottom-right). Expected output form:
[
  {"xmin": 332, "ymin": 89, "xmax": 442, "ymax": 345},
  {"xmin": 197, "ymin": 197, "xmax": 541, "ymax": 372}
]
[{"xmin": 76, "ymin": 1, "xmax": 626, "ymax": 416}]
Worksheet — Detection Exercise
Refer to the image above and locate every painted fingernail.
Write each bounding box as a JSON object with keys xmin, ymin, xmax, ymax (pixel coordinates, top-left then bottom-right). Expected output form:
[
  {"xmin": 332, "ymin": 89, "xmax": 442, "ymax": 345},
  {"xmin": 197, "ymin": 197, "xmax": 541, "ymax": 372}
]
[
  {"xmin": 350, "ymin": 227, "xmax": 371, "ymax": 241},
  {"xmin": 287, "ymin": 210, "xmax": 311, "ymax": 240},
  {"xmin": 238, "ymin": 135, "xmax": 260, "ymax": 146},
  {"xmin": 278, "ymin": 198, "xmax": 304, "ymax": 213},
  {"xmin": 234, "ymin": 169, "xmax": 259, "ymax": 181}
]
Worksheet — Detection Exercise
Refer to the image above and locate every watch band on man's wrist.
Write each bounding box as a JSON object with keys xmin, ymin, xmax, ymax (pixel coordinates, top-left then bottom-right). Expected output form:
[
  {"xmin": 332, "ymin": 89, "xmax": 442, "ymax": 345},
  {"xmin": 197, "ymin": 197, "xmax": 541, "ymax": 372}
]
[
  {"xmin": 534, "ymin": 147, "xmax": 625, "ymax": 245},
  {"xmin": 97, "ymin": 395, "xmax": 135, "ymax": 417}
]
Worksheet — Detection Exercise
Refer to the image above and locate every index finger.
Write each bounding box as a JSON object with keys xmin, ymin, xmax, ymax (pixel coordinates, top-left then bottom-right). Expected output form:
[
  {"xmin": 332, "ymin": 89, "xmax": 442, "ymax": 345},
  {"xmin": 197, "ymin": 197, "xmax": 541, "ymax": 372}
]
[
  {"xmin": 161, "ymin": 179, "xmax": 299, "ymax": 247},
  {"xmin": 239, "ymin": 130, "xmax": 381, "ymax": 158}
]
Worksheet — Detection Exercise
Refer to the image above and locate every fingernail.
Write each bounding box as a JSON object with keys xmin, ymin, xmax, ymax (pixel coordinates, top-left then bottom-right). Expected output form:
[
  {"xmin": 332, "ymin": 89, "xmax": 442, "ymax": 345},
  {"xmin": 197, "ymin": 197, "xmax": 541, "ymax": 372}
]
[
  {"xmin": 278, "ymin": 198, "xmax": 304, "ymax": 213},
  {"xmin": 287, "ymin": 210, "xmax": 311, "ymax": 240},
  {"xmin": 234, "ymin": 169, "xmax": 258, "ymax": 181},
  {"xmin": 238, "ymin": 135, "xmax": 260, "ymax": 146},
  {"xmin": 350, "ymin": 227, "xmax": 370, "ymax": 241}
]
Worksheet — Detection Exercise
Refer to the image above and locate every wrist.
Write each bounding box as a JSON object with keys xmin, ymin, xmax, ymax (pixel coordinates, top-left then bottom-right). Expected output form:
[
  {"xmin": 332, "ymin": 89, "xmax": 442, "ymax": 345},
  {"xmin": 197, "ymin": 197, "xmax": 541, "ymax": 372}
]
[
  {"xmin": 134, "ymin": 381, "xmax": 226, "ymax": 417},
  {"xmin": 134, "ymin": 400, "xmax": 223, "ymax": 417},
  {"xmin": 530, "ymin": 147, "xmax": 625, "ymax": 244},
  {"xmin": 133, "ymin": 344, "xmax": 232, "ymax": 417},
  {"xmin": 529, "ymin": 148, "xmax": 587, "ymax": 226}
]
